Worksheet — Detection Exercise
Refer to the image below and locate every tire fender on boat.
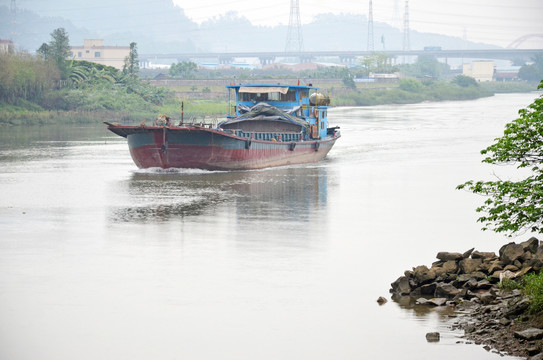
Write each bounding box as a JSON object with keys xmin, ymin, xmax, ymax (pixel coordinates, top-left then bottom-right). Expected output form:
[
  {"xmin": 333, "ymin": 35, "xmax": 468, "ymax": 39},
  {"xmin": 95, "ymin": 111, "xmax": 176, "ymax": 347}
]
[
  {"xmin": 245, "ymin": 139, "xmax": 252, "ymax": 149},
  {"xmin": 314, "ymin": 141, "xmax": 320, "ymax": 152}
]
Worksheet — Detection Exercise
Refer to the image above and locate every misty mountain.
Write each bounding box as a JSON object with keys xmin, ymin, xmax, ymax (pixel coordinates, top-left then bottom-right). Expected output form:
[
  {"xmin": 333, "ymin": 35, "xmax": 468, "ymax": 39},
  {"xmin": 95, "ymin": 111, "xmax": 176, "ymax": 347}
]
[{"xmin": 0, "ymin": 0, "xmax": 497, "ymax": 54}]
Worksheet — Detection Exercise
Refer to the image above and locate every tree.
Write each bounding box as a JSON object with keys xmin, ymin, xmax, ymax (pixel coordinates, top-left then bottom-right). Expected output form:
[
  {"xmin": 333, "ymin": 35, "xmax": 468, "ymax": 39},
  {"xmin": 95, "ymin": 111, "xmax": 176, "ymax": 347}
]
[
  {"xmin": 457, "ymin": 80, "xmax": 543, "ymax": 235},
  {"xmin": 0, "ymin": 53, "xmax": 60, "ymax": 103},
  {"xmin": 453, "ymin": 75, "xmax": 478, "ymax": 87},
  {"xmin": 36, "ymin": 28, "xmax": 70, "ymax": 79},
  {"xmin": 49, "ymin": 28, "xmax": 71, "ymax": 79},
  {"xmin": 400, "ymin": 55, "xmax": 450, "ymax": 79},
  {"xmin": 342, "ymin": 72, "xmax": 356, "ymax": 90},
  {"xmin": 36, "ymin": 43, "xmax": 50, "ymax": 60},
  {"xmin": 359, "ymin": 53, "xmax": 396, "ymax": 76},
  {"xmin": 169, "ymin": 61, "xmax": 198, "ymax": 78},
  {"xmin": 123, "ymin": 42, "xmax": 139, "ymax": 77},
  {"xmin": 399, "ymin": 78, "xmax": 424, "ymax": 92},
  {"xmin": 518, "ymin": 56, "xmax": 543, "ymax": 82}
]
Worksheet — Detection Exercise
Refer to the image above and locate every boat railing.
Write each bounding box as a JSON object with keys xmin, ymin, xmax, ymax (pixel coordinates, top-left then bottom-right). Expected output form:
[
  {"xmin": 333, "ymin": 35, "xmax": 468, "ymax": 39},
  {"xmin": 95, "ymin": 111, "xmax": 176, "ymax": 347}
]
[
  {"xmin": 233, "ymin": 130, "xmax": 303, "ymax": 142},
  {"xmin": 176, "ymin": 115, "xmax": 219, "ymax": 128}
]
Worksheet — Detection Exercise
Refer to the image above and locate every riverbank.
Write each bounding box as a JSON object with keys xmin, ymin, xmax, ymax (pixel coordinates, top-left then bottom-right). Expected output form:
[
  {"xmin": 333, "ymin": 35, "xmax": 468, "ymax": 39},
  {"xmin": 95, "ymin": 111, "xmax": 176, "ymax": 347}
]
[
  {"xmin": 390, "ymin": 238, "xmax": 543, "ymax": 359},
  {"xmin": 0, "ymin": 80, "xmax": 538, "ymax": 126},
  {"xmin": 0, "ymin": 100, "xmax": 227, "ymax": 126}
]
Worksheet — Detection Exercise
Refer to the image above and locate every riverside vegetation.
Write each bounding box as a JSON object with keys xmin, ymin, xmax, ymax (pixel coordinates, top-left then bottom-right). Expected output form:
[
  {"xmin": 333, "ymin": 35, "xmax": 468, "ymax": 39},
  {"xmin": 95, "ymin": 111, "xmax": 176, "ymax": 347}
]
[{"xmin": 1, "ymin": 28, "xmax": 541, "ymax": 125}]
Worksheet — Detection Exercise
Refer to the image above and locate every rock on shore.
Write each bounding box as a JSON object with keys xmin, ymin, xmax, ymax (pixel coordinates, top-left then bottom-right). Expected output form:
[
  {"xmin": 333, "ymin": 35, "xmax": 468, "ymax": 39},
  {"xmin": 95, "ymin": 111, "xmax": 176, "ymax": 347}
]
[{"xmin": 390, "ymin": 237, "xmax": 543, "ymax": 359}]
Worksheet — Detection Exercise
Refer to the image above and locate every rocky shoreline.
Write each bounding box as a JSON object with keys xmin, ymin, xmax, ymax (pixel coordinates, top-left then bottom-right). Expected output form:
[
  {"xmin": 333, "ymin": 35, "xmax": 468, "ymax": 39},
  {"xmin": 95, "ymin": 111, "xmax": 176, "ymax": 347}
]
[{"xmin": 389, "ymin": 237, "xmax": 543, "ymax": 359}]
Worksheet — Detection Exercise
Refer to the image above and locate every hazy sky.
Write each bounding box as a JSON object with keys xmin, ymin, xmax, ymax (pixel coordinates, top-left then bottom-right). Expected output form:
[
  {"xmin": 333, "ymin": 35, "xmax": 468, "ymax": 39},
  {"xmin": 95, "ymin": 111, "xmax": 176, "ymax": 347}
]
[{"xmin": 173, "ymin": 0, "xmax": 543, "ymax": 48}]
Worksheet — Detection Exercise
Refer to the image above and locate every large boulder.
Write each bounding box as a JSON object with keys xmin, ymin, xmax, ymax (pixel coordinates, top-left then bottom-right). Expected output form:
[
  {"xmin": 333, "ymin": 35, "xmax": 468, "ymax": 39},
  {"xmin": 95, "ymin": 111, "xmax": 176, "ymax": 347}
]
[
  {"xmin": 476, "ymin": 279, "xmax": 493, "ymax": 289},
  {"xmin": 442, "ymin": 260, "xmax": 458, "ymax": 274},
  {"xmin": 499, "ymin": 243, "xmax": 525, "ymax": 264},
  {"xmin": 471, "ymin": 251, "xmax": 497, "ymax": 260},
  {"xmin": 412, "ymin": 265, "xmax": 437, "ymax": 286},
  {"xmin": 488, "ymin": 260, "xmax": 504, "ymax": 274},
  {"xmin": 504, "ymin": 298, "xmax": 530, "ymax": 318},
  {"xmin": 462, "ymin": 278, "xmax": 478, "ymax": 290},
  {"xmin": 459, "ymin": 258, "xmax": 483, "ymax": 274},
  {"xmin": 520, "ymin": 237, "xmax": 539, "ymax": 253},
  {"xmin": 463, "ymin": 248, "xmax": 475, "ymax": 258},
  {"xmin": 529, "ymin": 246, "xmax": 543, "ymax": 271},
  {"xmin": 514, "ymin": 328, "xmax": 543, "ymax": 341},
  {"xmin": 391, "ymin": 276, "xmax": 411, "ymax": 295},
  {"xmin": 475, "ymin": 291, "xmax": 496, "ymax": 304},
  {"xmin": 522, "ymin": 251, "xmax": 533, "ymax": 262},
  {"xmin": 534, "ymin": 246, "xmax": 543, "ymax": 262},
  {"xmin": 420, "ymin": 283, "xmax": 437, "ymax": 295},
  {"xmin": 470, "ymin": 271, "xmax": 488, "ymax": 280},
  {"xmin": 432, "ymin": 260, "xmax": 459, "ymax": 278},
  {"xmin": 434, "ymin": 282, "xmax": 461, "ymax": 298},
  {"xmin": 436, "ymin": 252, "xmax": 463, "ymax": 262}
]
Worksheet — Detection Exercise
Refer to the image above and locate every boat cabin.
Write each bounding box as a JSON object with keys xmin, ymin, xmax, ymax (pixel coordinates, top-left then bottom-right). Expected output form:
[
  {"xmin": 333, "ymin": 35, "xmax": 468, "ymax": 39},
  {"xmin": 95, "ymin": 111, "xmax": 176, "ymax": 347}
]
[{"xmin": 225, "ymin": 84, "xmax": 330, "ymax": 140}]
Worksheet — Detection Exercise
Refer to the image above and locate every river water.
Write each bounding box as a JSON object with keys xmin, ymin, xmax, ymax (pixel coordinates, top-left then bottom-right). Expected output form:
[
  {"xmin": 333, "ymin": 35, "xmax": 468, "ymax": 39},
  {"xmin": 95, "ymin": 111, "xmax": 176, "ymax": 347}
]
[{"xmin": 0, "ymin": 93, "xmax": 539, "ymax": 360}]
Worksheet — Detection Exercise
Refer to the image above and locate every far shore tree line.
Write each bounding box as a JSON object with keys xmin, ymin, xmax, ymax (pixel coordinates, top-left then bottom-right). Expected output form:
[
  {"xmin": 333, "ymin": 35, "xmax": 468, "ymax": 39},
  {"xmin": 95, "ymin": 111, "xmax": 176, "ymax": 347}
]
[
  {"xmin": 164, "ymin": 53, "xmax": 543, "ymax": 84},
  {"xmin": 0, "ymin": 27, "xmax": 541, "ymax": 127},
  {"xmin": 1, "ymin": 26, "xmax": 542, "ymax": 113}
]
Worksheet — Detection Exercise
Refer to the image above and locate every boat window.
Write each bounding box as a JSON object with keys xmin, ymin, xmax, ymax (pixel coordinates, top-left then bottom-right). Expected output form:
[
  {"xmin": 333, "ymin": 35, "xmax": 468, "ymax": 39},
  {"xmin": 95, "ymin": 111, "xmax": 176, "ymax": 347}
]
[
  {"xmin": 268, "ymin": 92, "xmax": 281, "ymax": 101},
  {"xmin": 239, "ymin": 90, "xmax": 297, "ymax": 102},
  {"xmin": 240, "ymin": 92, "xmax": 262, "ymax": 102},
  {"xmin": 283, "ymin": 90, "xmax": 297, "ymax": 102}
]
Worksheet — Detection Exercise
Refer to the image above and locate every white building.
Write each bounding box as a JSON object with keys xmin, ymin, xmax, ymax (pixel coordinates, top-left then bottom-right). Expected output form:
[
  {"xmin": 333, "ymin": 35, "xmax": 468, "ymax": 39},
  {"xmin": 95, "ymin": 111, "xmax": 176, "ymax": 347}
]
[{"xmin": 462, "ymin": 60, "xmax": 494, "ymax": 82}]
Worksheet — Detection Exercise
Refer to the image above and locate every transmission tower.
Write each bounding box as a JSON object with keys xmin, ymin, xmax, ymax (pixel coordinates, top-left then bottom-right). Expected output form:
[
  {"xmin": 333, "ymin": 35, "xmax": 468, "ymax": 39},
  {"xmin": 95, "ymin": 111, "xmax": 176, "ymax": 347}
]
[
  {"xmin": 402, "ymin": 0, "xmax": 410, "ymax": 51},
  {"xmin": 367, "ymin": 0, "xmax": 374, "ymax": 51},
  {"xmin": 285, "ymin": 0, "xmax": 303, "ymax": 53}
]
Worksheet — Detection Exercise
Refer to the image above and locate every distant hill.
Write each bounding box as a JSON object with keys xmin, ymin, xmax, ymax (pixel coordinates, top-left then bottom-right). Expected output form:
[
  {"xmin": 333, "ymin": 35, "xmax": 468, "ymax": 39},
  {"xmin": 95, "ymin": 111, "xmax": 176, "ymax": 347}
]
[{"xmin": 0, "ymin": 1, "xmax": 498, "ymax": 54}]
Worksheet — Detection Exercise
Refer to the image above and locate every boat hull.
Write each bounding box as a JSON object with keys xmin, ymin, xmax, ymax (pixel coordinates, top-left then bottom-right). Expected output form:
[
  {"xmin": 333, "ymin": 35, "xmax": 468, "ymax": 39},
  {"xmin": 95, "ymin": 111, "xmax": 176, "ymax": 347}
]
[{"xmin": 110, "ymin": 125, "xmax": 339, "ymax": 170}]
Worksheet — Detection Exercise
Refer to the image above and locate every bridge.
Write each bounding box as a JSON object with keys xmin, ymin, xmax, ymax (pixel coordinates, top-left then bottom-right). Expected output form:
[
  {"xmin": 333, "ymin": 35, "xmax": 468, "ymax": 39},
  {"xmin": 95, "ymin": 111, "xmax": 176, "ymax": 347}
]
[{"xmin": 141, "ymin": 48, "xmax": 543, "ymax": 66}]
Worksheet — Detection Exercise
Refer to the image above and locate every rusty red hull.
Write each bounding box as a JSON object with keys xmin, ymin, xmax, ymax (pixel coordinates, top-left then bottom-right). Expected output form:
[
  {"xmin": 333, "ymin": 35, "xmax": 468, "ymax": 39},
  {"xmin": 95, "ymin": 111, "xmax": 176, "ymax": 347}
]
[{"xmin": 108, "ymin": 125, "xmax": 339, "ymax": 170}]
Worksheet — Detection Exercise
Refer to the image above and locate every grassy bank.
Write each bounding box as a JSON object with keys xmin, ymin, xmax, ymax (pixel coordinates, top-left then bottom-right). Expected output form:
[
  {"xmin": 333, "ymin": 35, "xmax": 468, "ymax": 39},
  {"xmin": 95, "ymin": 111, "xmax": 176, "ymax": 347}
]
[
  {"xmin": 480, "ymin": 81, "xmax": 539, "ymax": 94},
  {"xmin": 0, "ymin": 99, "xmax": 228, "ymax": 126},
  {"xmin": 333, "ymin": 84, "xmax": 491, "ymax": 106},
  {"xmin": 332, "ymin": 80, "xmax": 538, "ymax": 107},
  {"xmin": 0, "ymin": 79, "xmax": 538, "ymax": 125},
  {"xmin": 502, "ymin": 271, "xmax": 543, "ymax": 313}
]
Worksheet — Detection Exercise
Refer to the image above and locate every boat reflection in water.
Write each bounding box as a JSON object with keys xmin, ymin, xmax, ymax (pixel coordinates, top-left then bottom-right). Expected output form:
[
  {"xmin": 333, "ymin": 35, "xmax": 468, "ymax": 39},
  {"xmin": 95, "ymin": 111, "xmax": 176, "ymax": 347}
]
[{"xmin": 108, "ymin": 165, "xmax": 329, "ymax": 224}]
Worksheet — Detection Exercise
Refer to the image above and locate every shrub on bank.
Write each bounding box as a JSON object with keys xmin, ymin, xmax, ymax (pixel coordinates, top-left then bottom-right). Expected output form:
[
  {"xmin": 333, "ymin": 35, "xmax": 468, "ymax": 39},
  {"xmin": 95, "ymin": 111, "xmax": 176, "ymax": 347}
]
[
  {"xmin": 399, "ymin": 78, "xmax": 424, "ymax": 92},
  {"xmin": 523, "ymin": 272, "xmax": 543, "ymax": 313}
]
